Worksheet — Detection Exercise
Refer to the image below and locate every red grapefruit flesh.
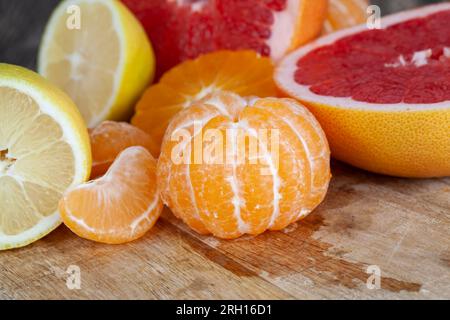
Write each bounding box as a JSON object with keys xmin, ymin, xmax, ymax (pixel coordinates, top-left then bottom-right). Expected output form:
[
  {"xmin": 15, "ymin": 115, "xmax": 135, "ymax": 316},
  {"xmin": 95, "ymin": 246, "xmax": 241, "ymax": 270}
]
[
  {"xmin": 276, "ymin": 4, "xmax": 450, "ymax": 178},
  {"xmin": 294, "ymin": 5, "xmax": 450, "ymax": 104},
  {"xmin": 122, "ymin": 0, "xmax": 327, "ymax": 77}
]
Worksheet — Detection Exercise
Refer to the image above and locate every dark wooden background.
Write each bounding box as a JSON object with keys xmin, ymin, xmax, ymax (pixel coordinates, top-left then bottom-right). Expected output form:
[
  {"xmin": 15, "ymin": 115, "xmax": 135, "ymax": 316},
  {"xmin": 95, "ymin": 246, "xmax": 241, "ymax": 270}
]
[{"xmin": 0, "ymin": 0, "xmax": 444, "ymax": 71}]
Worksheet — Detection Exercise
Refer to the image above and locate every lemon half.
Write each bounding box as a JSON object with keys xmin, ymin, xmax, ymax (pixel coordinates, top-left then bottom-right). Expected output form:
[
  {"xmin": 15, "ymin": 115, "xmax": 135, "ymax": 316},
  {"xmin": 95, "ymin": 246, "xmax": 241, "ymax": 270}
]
[
  {"xmin": 38, "ymin": 0, "xmax": 155, "ymax": 128},
  {"xmin": 0, "ymin": 64, "xmax": 91, "ymax": 250}
]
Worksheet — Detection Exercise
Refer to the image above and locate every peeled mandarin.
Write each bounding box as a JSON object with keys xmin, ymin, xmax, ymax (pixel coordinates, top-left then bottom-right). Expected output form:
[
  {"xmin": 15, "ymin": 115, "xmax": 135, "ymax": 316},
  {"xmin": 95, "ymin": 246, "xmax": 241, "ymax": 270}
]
[{"xmin": 157, "ymin": 92, "xmax": 331, "ymax": 239}]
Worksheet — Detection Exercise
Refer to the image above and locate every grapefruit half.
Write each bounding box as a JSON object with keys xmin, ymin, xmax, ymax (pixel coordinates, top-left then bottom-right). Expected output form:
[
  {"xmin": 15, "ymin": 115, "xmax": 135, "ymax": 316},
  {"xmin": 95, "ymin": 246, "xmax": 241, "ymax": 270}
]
[
  {"xmin": 276, "ymin": 3, "xmax": 450, "ymax": 178},
  {"xmin": 122, "ymin": 0, "xmax": 327, "ymax": 77}
]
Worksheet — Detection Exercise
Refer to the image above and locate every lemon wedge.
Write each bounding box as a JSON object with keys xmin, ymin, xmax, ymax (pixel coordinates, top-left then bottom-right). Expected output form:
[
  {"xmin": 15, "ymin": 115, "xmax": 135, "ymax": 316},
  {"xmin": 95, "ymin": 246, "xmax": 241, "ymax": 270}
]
[
  {"xmin": 0, "ymin": 64, "xmax": 91, "ymax": 250},
  {"xmin": 38, "ymin": 0, "xmax": 155, "ymax": 127}
]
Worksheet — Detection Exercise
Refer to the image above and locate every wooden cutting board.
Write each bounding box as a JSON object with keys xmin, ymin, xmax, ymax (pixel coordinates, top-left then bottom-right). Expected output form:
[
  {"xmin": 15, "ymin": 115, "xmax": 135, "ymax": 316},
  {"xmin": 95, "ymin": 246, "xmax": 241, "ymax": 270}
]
[
  {"xmin": 0, "ymin": 0, "xmax": 448, "ymax": 301},
  {"xmin": 1, "ymin": 161, "xmax": 449, "ymax": 299}
]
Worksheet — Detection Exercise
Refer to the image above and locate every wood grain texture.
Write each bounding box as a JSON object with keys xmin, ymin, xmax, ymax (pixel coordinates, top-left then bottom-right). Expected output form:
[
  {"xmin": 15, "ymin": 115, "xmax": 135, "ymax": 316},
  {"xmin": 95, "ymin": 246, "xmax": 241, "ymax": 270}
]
[{"xmin": 1, "ymin": 161, "xmax": 449, "ymax": 299}]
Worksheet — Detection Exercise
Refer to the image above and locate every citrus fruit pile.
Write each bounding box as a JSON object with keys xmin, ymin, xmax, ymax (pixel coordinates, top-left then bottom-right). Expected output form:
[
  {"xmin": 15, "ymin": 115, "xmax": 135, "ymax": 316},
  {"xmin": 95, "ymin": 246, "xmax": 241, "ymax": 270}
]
[
  {"xmin": 2, "ymin": 0, "xmax": 448, "ymax": 249},
  {"xmin": 0, "ymin": 0, "xmax": 334, "ymax": 248}
]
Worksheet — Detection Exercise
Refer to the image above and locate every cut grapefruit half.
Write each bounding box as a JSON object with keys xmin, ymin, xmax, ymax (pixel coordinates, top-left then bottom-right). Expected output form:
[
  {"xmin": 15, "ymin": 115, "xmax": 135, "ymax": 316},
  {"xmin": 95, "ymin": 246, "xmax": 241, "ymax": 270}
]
[
  {"xmin": 276, "ymin": 3, "xmax": 450, "ymax": 178},
  {"xmin": 122, "ymin": 0, "xmax": 327, "ymax": 77}
]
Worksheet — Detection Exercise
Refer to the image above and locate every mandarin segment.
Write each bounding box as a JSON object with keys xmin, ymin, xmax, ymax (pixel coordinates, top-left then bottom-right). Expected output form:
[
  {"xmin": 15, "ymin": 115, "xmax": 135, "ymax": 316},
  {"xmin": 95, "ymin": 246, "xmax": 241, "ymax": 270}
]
[
  {"xmin": 323, "ymin": 0, "xmax": 369, "ymax": 34},
  {"xmin": 157, "ymin": 104, "xmax": 225, "ymax": 235},
  {"xmin": 132, "ymin": 50, "xmax": 279, "ymax": 155},
  {"xmin": 89, "ymin": 121, "xmax": 158, "ymax": 178},
  {"xmin": 60, "ymin": 146, "xmax": 163, "ymax": 244},
  {"xmin": 157, "ymin": 92, "xmax": 331, "ymax": 239}
]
